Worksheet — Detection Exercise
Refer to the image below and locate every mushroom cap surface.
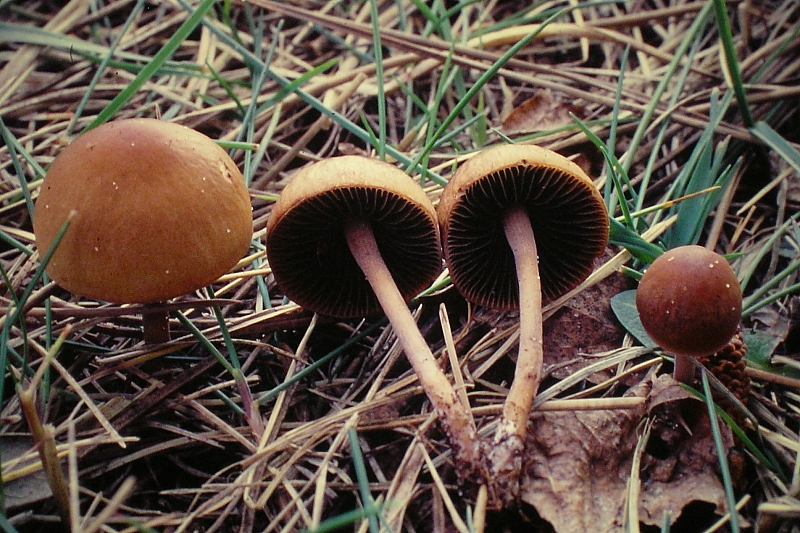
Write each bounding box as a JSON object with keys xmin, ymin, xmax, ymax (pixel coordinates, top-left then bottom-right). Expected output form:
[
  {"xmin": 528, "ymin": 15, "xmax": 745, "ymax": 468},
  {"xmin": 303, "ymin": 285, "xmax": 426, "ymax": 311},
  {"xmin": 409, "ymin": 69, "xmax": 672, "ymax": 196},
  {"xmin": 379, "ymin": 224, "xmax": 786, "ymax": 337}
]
[
  {"xmin": 266, "ymin": 156, "xmax": 441, "ymax": 318},
  {"xmin": 636, "ymin": 245, "xmax": 742, "ymax": 357},
  {"xmin": 438, "ymin": 144, "xmax": 609, "ymax": 309},
  {"xmin": 34, "ymin": 118, "xmax": 253, "ymax": 304}
]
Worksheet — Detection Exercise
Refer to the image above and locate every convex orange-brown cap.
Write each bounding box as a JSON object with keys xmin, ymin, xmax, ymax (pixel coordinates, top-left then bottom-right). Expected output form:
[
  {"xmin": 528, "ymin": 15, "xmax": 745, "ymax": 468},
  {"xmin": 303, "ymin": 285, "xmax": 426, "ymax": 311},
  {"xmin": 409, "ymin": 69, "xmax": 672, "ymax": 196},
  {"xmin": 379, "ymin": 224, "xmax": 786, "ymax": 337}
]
[
  {"xmin": 34, "ymin": 118, "xmax": 253, "ymax": 304},
  {"xmin": 636, "ymin": 245, "xmax": 742, "ymax": 357},
  {"xmin": 266, "ymin": 156, "xmax": 441, "ymax": 318},
  {"xmin": 438, "ymin": 144, "xmax": 609, "ymax": 309}
]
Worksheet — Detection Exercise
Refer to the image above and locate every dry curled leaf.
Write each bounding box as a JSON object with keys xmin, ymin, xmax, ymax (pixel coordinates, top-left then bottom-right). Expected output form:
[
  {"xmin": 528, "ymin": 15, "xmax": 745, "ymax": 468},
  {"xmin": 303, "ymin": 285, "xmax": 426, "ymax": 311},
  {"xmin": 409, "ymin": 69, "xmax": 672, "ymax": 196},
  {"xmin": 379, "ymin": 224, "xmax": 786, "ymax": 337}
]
[
  {"xmin": 501, "ymin": 89, "xmax": 581, "ymax": 134},
  {"xmin": 521, "ymin": 373, "xmax": 732, "ymax": 533}
]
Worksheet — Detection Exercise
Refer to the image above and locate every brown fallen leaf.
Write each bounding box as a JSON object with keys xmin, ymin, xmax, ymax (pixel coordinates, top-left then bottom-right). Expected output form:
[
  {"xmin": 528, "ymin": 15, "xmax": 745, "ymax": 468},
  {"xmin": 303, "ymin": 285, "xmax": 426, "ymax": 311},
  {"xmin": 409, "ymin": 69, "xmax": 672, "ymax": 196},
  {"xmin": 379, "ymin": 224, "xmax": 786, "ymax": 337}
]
[
  {"xmin": 543, "ymin": 266, "xmax": 629, "ymax": 382},
  {"xmin": 500, "ymin": 89, "xmax": 582, "ymax": 135},
  {"xmin": 520, "ymin": 373, "xmax": 733, "ymax": 532},
  {"xmin": 2, "ymin": 436, "xmax": 53, "ymax": 511}
]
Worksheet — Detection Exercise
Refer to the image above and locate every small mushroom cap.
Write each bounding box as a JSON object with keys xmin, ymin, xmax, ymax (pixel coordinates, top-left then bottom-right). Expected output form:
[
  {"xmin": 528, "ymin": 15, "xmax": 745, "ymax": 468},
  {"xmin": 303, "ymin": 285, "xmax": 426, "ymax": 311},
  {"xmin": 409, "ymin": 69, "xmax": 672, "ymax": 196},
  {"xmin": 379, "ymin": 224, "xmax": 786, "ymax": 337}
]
[
  {"xmin": 438, "ymin": 144, "xmax": 609, "ymax": 309},
  {"xmin": 266, "ymin": 156, "xmax": 441, "ymax": 319},
  {"xmin": 34, "ymin": 118, "xmax": 253, "ymax": 304},
  {"xmin": 636, "ymin": 245, "xmax": 742, "ymax": 357}
]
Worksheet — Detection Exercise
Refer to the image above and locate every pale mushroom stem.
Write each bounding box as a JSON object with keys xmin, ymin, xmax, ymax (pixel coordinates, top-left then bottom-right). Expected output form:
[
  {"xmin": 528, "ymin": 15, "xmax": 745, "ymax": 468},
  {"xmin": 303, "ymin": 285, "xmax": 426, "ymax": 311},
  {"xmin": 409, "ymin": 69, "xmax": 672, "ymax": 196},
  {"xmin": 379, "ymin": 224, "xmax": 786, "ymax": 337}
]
[
  {"xmin": 344, "ymin": 218, "xmax": 482, "ymax": 469},
  {"xmin": 673, "ymin": 353, "xmax": 695, "ymax": 384},
  {"xmin": 142, "ymin": 306, "xmax": 170, "ymax": 344},
  {"xmin": 499, "ymin": 205, "xmax": 544, "ymax": 442}
]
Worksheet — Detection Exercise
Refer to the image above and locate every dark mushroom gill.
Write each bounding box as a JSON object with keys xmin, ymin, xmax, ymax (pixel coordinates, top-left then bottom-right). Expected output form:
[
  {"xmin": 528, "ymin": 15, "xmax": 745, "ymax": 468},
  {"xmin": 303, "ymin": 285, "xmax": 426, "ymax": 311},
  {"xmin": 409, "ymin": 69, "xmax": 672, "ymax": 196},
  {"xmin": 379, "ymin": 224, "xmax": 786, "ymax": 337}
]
[
  {"xmin": 267, "ymin": 186, "xmax": 441, "ymax": 318},
  {"xmin": 444, "ymin": 164, "xmax": 608, "ymax": 309}
]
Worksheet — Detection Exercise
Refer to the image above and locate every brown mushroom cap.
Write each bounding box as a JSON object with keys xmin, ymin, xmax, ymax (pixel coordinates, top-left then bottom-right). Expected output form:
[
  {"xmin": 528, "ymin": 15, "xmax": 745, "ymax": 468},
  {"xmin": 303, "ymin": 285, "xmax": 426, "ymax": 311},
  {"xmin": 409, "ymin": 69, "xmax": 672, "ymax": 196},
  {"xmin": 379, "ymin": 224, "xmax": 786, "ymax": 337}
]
[
  {"xmin": 266, "ymin": 156, "xmax": 441, "ymax": 318},
  {"xmin": 438, "ymin": 144, "xmax": 609, "ymax": 309},
  {"xmin": 34, "ymin": 118, "xmax": 253, "ymax": 304},
  {"xmin": 636, "ymin": 245, "xmax": 742, "ymax": 357}
]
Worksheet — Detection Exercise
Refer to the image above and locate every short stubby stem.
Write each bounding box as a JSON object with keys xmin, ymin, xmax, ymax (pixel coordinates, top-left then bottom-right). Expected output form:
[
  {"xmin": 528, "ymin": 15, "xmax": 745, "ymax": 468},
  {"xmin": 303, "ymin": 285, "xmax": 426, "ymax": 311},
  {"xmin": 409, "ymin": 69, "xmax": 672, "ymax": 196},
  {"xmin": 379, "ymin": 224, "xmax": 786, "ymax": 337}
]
[
  {"xmin": 673, "ymin": 352, "xmax": 696, "ymax": 384},
  {"xmin": 343, "ymin": 218, "xmax": 484, "ymax": 473},
  {"xmin": 142, "ymin": 305, "xmax": 170, "ymax": 344}
]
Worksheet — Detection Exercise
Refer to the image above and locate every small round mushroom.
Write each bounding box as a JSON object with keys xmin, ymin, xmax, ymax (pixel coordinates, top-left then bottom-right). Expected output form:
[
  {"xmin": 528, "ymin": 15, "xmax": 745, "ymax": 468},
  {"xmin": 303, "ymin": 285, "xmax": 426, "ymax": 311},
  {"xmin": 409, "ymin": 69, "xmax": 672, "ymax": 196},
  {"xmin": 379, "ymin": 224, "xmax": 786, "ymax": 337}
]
[
  {"xmin": 636, "ymin": 245, "xmax": 742, "ymax": 384},
  {"xmin": 266, "ymin": 155, "xmax": 483, "ymax": 475},
  {"xmin": 34, "ymin": 118, "xmax": 253, "ymax": 343},
  {"xmin": 438, "ymin": 144, "xmax": 608, "ymax": 499}
]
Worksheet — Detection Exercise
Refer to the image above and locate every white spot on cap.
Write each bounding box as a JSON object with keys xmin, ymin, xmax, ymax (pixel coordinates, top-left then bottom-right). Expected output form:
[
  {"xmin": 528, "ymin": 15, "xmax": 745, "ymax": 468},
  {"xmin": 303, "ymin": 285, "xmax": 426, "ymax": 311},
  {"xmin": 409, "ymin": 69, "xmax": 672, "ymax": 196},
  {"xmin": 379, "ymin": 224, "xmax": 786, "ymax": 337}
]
[{"xmin": 667, "ymin": 256, "xmax": 675, "ymax": 262}]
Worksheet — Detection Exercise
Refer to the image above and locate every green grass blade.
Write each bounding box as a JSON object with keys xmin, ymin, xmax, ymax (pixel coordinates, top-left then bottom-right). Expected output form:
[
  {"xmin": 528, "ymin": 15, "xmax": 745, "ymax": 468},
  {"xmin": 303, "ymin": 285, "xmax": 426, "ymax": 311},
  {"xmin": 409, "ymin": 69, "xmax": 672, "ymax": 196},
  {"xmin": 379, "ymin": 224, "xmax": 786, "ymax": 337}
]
[
  {"xmin": 198, "ymin": 16, "xmax": 446, "ymax": 184},
  {"xmin": 739, "ymin": 210, "xmax": 800, "ymax": 291},
  {"xmin": 636, "ymin": 25, "xmax": 705, "ymax": 213},
  {"xmin": 349, "ymin": 428, "xmax": 380, "ymax": 533},
  {"xmin": 572, "ymin": 114, "xmax": 635, "ymax": 228},
  {"xmin": 0, "ymin": 118, "xmax": 35, "ymax": 222},
  {"xmin": 750, "ymin": 122, "xmax": 800, "ymax": 175},
  {"xmin": 0, "ymin": 214, "xmax": 72, "ymax": 413},
  {"xmin": 85, "ymin": 0, "xmax": 218, "ymax": 131},
  {"xmin": 743, "ymin": 281, "xmax": 800, "ymax": 318},
  {"xmin": 661, "ymin": 511, "xmax": 671, "ymax": 533},
  {"xmin": 604, "ymin": 45, "xmax": 629, "ymax": 208},
  {"xmin": 0, "ymin": 119, "xmax": 46, "ymax": 180},
  {"xmin": 257, "ymin": 324, "xmax": 380, "ymax": 406},
  {"xmin": 303, "ymin": 504, "xmax": 384, "ymax": 533},
  {"xmin": 712, "ymin": 0, "xmax": 754, "ymax": 127},
  {"xmin": 621, "ymin": 2, "xmax": 714, "ymax": 174},
  {"xmin": 206, "ymin": 287, "xmax": 242, "ymax": 371},
  {"xmin": 608, "ymin": 218, "xmax": 664, "ymax": 264},
  {"xmin": 0, "ymin": 230, "xmax": 32, "ymax": 257},
  {"xmin": 662, "ymin": 90, "xmax": 735, "ymax": 248},
  {"xmin": 239, "ymin": 19, "xmax": 280, "ymax": 184},
  {"xmin": 415, "ymin": 7, "xmax": 571, "ymax": 168},
  {"xmin": 70, "ymin": 0, "xmax": 147, "ymax": 133},
  {"xmin": 701, "ymin": 371, "xmax": 740, "ymax": 533},
  {"xmin": 369, "ymin": 0, "xmax": 387, "ymax": 160},
  {"xmin": 206, "ymin": 63, "xmax": 247, "ymax": 117},
  {"xmin": 174, "ymin": 311, "xmax": 236, "ymax": 376},
  {"xmin": 0, "ymin": 513, "xmax": 21, "ymax": 533},
  {"xmin": 0, "ymin": 22, "xmax": 146, "ymax": 63}
]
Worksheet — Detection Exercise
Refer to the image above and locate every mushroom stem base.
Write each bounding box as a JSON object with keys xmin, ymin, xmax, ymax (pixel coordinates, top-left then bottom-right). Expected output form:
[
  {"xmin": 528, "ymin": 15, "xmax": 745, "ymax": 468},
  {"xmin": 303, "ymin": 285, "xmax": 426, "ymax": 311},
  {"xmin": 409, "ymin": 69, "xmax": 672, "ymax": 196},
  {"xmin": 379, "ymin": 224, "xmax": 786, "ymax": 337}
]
[{"xmin": 142, "ymin": 306, "xmax": 170, "ymax": 344}]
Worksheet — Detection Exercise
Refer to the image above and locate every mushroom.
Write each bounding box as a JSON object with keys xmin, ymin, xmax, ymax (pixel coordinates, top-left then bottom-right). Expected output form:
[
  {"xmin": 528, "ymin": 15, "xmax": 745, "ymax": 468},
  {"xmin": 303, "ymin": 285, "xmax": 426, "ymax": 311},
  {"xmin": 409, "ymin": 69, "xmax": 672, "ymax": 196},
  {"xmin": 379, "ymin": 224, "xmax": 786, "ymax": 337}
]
[
  {"xmin": 438, "ymin": 144, "xmax": 608, "ymax": 500},
  {"xmin": 33, "ymin": 118, "xmax": 253, "ymax": 343},
  {"xmin": 266, "ymin": 155, "xmax": 483, "ymax": 477},
  {"xmin": 636, "ymin": 245, "xmax": 742, "ymax": 384}
]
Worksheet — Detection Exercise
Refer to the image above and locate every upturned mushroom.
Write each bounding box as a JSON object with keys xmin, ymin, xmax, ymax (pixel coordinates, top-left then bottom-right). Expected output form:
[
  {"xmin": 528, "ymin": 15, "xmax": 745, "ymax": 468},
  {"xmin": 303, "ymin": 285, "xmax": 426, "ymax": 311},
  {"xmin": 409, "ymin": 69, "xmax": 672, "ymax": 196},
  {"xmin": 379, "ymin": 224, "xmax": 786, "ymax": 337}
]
[
  {"xmin": 438, "ymin": 144, "xmax": 609, "ymax": 503},
  {"xmin": 266, "ymin": 155, "xmax": 484, "ymax": 477},
  {"xmin": 636, "ymin": 245, "xmax": 742, "ymax": 384},
  {"xmin": 34, "ymin": 118, "xmax": 253, "ymax": 343}
]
